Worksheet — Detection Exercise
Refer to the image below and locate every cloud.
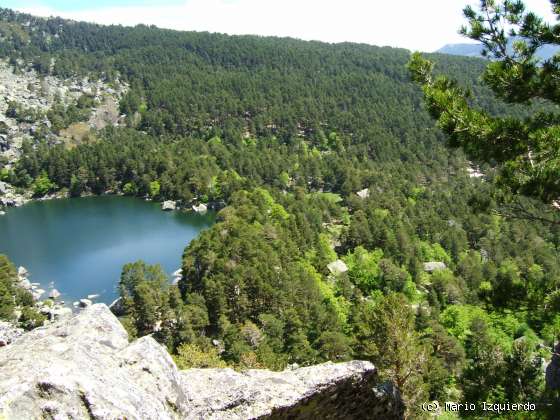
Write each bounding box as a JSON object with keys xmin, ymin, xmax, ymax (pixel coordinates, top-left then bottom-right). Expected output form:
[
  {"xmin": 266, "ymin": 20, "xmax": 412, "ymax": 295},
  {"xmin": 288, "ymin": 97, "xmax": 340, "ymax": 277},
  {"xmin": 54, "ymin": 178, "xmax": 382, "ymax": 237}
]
[{"xmin": 12, "ymin": 0, "xmax": 558, "ymax": 52}]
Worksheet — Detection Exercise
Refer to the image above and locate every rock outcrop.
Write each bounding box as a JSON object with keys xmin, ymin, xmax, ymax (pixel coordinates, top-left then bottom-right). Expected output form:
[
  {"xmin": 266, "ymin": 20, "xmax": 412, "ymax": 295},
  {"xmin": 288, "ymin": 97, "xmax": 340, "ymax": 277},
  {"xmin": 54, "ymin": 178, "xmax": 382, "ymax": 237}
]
[
  {"xmin": 327, "ymin": 259, "xmax": 349, "ymax": 276},
  {"xmin": 0, "ymin": 60, "xmax": 126, "ymax": 169},
  {"xmin": 423, "ymin": 262, "xmax": 447, "ymax": 273},
  {"xmin": 192, "ymin": 203, "xmax": 208, "ymax": 214},
  {"xmin": 181, "ymin": 363, "xmax": 402, "ymax": 419},
  {"xmin": 0, "ymin": 304, "xmax": 404, "ymax": 419},
  {"xmin": 356, "ymin": 188, "xmax": 370, "ymax": 199},
  {"xmin": 162, "ymin": 200, "xmax": 177, "ymax": 211},
  {"xmin": 0, "ymin": 321, "xmax": 23, "ymax": 347}
]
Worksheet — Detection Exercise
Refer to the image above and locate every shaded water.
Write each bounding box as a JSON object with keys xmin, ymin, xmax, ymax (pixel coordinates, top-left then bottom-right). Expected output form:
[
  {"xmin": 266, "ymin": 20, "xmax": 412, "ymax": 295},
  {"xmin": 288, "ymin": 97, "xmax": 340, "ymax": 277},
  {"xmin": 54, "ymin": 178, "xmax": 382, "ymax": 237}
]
[{"xmin": 0, "ymin": 196, "xmax": 214, "ymax": 304}]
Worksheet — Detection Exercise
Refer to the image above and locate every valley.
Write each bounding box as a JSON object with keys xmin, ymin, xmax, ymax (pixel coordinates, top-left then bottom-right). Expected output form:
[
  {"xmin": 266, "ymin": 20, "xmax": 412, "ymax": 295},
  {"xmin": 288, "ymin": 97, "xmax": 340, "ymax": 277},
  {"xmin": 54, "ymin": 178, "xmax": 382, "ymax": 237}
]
[{"xmin": 0, "ymin": 4, "xmax": 559, "ymax": 418}]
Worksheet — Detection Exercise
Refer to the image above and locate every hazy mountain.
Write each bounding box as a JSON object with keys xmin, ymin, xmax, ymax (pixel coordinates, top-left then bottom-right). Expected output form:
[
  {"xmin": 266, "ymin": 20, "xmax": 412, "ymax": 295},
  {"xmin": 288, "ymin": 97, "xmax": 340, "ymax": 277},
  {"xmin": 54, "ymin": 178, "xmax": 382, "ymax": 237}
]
[
  {"xmin": 437, "ymin": 40, "xmax": 560, "ymax": 61},
  {"xmin": 437, "ymin": 43, "xmax": 483, "ymax": 57}
]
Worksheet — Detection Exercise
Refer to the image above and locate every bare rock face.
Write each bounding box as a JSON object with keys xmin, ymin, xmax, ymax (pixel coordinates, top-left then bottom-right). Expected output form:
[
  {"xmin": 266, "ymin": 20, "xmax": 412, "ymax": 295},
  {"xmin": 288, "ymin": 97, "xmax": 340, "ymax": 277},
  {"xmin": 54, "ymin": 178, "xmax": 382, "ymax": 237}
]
[
  {"xmin": 423, "ymin": 262, "xmax": 447, "ymax": 273},
  {"xmin": 0, "ymin": 321, "xmax": 23, "ymax": 347},
  {"xmin": 181, "ymin": 363, "xmax": 403, "ymax": 419},
  {"xmin": 0, "ymin": 304, "xmax": 186, "ymax": 419},
  {"xmin": 0, "ymin": 304, "xmax": 404, "ymax": 419},
  {"xmin": 0, "ymin": 60, "xmax": 127, "ymax": 168}
]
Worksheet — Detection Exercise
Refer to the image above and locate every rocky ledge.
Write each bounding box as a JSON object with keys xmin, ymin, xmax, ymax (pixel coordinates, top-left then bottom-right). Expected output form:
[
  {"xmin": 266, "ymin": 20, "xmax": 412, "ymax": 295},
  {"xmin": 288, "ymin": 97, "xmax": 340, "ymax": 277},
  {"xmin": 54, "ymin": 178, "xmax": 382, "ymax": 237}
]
[{"xmin": 0, "ymin": 304, "xmax": 404, "ymax": 419}]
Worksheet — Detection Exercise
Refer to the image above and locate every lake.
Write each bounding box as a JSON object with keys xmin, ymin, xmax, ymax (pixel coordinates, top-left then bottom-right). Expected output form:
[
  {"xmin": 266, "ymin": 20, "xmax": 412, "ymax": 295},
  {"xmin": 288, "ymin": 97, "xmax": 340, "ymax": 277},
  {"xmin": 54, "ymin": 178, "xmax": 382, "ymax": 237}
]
[{"xmin": 0, "ymin": 196, "xmax": 214, "ymax": 304}]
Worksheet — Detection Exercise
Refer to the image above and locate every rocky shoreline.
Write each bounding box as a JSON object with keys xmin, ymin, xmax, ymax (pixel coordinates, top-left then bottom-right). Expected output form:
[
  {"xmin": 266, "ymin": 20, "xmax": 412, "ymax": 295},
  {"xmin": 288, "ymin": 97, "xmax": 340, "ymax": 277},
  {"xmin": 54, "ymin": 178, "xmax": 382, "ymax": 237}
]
[
  {"xmin": 15, "ymin": 266, "xmax": 73, "ymax": 321},
  {"xmin": 0, "ymin": 264, "xmax": 108, "ymax": 344},
  {"xmin": 0, "ymin": 180, "xmax": 221, "ymax": 216}
]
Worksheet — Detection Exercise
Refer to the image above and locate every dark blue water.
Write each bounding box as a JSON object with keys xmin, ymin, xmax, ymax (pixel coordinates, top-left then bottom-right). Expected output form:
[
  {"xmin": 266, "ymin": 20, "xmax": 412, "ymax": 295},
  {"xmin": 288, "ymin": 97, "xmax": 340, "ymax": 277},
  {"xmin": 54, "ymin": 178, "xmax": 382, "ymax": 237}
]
[{"xmin": 0, "ymin": 196, "xmax": 214, "ymax": 304}]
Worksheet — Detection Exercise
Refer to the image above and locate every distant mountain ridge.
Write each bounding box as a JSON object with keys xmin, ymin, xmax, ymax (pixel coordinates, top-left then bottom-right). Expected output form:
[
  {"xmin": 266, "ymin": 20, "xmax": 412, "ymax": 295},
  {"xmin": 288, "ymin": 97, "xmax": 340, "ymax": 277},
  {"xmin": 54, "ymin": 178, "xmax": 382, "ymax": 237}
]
[
  {"xmin": 437, "ymin": 43, "xmax": 483, "ymax": 57},
  {"xmin": 437, "ymin": 40, "xmax": 560, "ymax": 61}
]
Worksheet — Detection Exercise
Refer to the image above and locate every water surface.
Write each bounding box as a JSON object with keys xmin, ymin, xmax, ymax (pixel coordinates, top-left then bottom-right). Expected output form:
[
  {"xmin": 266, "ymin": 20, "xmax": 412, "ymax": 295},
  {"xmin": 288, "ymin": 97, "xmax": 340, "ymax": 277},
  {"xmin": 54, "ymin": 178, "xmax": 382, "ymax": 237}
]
[{"xmin": 0, "ymin": 196, "xmax": 214, "ymax": 304}]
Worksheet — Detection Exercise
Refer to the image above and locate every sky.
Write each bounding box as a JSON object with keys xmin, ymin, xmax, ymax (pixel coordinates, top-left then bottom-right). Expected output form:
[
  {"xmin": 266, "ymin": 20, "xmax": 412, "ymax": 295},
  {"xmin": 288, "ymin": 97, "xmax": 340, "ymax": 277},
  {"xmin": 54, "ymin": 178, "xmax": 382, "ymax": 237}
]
[{"xmin": 2, "ymin": 0, "xmax": 557, "ymax": 52}]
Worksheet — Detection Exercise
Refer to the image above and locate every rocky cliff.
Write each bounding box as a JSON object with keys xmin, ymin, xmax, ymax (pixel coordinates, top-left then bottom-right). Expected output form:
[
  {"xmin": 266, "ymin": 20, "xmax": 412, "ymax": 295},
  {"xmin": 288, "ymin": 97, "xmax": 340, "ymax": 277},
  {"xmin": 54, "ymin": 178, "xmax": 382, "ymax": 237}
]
[
  {"xmin": 0, "ymin": 60, "xmax": 125, "ymax": 170},
  {"xmin": 0, "ymin": 304, "xmax": 404, "ymax": 419}
]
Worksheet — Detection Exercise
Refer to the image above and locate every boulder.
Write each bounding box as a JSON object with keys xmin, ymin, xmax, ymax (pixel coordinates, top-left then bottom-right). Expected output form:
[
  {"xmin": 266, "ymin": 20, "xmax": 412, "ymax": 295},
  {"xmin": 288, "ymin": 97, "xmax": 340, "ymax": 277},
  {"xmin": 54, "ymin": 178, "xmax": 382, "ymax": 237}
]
[
  {"xmin": 109, "ymin": 297, "xmax": 126, "ymax": 316},
  {"xmin": 467, "ymin": 166, "xmax": 484, "ymax": 178},
  {"xmin": 78, "ymin": 298, "xmax": 92, "ymax": 308},
  {"xmin": 0, "ymin": 305, "xmax": 404, "ymax": 419},
  {"xmin": 0, "ymin": 181, "xmax": 9, "ymax": 195},
  {"xmin": 161, "ymin": 200, "xmax": 177, "ymax": 211},
  {"xmin": 172, "ymin": 268, "xmax": 182, "ymax": 285},
  {"xmin": 19, "ymin": 279, "xmax": 32, "ymax": 290},
  {"xmin": 48, "ymin": 289, "xmax": 61, "ymax": 299},
  {"xmin": 327, "ymin": 259, "xmax": 349, "ymax": 276},
  {"xmin": 0, "ymin": 194, "xmax": 26, "ymax": 207},
  {"xmin": 17, "ymin": 266, "xmax": 28, "ymax": 278},
  {"xmin": 356, "ymin": 188, "xmax": 370, "ymax": 199},
  {"xmin": 192, "ymin": 203, "xmax": 208, "ymax": 214},
  {"xmin": 32, "ymin": 288, "xmax": 45, "ymax": 300},
  {"xmin": 423, "ymin": 262, "xmax": 447, "ymax": 273}
]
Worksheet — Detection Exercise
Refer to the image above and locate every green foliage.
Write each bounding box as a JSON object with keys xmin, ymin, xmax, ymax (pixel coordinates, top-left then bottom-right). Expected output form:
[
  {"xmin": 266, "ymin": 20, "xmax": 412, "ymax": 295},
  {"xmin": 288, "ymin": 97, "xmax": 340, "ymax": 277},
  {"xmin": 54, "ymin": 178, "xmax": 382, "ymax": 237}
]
[
  {"xmin": 149, "ymin": 180, "xmax": 161, "ymax": 199},
  {"xmin": 0, "ymin": 168, "xmax": 9, "ymax": 181},
  {"xmin": 0, "ymin": 255, "xmax": 16, "ymax": 320},
  {"xmin": 46, "ymin": 99, "xmax": 91, "ymax": 132},
  {"xmin": 423, "ymin": 321, "xmax": 466, "ymax": 401},
  {"xmin": 344, "ymin": 246, "xmax": 383, "ymax": 294},
  {"xmin": 440, "ymin": 305, "xmax": 491, "ymax": 343},
  {"xmin": 369, "ymin": 293, "xmax": 429, "ymax": 417},
  {"xmin": 5, "ymin": 101, "xmax": 43, "ymax": 123},
  {"xmin": 409, "ymin": 1, "xmax": 560, "ymax": 208},
  {"xmin": 119, "ymin": 261, "xmax": 170, "ymax": 337},
  {"xmin": 315, "ymin": 330, "xmax": 352, "ymax": 361},
  {"xmin": 18, "ymin": 306, "xmax": 46, "ymax": 331},
  {"xmin": 31, "ymin": 171, "xmax": 57, "ymax": 197},
  {"xmin": 122, "ymin": 182, "xmax": 137, "ymax": 196},
  {"xmin": 0, "ymin": 254, "xmax": 45, "ymax": 328},
  {"xmin": 173, "ymin": 343, "xmax": 227, "ymax": 369},
  {"xmin": 417, "ymin": 241, "xmax": 452, "ymax": 265},
  {"xmin": 430, "ymin": 269, "xmax": 465, "ymax": 307}
]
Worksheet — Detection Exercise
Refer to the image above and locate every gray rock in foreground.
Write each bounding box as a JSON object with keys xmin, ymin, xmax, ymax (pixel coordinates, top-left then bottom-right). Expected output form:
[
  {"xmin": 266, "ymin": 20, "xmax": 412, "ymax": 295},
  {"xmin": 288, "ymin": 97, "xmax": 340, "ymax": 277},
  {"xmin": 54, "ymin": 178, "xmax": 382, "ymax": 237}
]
[
  {"xmin": 0, "ymin": 321, "xmax": 23, "ymax": 347},
  {"xmin": 0, "ymin": 304, "xmax": 404, "ymax": 419},
  {"xmin": 182, "ymin": 363, "xmax": 402, "ymax": 419}
]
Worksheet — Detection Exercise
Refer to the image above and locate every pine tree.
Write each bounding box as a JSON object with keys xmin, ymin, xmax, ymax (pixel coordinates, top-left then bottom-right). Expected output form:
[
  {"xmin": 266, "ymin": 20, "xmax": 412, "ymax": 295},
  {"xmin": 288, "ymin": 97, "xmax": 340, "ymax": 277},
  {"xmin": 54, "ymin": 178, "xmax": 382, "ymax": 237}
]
[{"xmin": 408, "ymin": 0, "xmax": 560, "ymax": 209}]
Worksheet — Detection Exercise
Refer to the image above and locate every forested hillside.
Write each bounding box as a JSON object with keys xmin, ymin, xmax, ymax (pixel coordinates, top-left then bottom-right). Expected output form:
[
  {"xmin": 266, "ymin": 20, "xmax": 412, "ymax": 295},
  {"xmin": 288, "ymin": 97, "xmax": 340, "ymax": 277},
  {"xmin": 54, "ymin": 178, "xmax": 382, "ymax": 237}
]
[{"xmin": 1, "ymin": 7, "xmax": 559, "ymax": 418}]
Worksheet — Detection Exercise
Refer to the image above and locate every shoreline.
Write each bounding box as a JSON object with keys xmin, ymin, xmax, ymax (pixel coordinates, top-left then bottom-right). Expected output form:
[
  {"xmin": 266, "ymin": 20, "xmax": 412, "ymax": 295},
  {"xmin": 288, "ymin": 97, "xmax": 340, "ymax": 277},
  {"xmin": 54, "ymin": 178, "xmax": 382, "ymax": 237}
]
[
  {"xmin": 0, "ymin": 183, "xmax": 221, "ymax": 215},
  {"xmin": 0, "ymin": 187, "xmax": 213, "ymax": 325}
]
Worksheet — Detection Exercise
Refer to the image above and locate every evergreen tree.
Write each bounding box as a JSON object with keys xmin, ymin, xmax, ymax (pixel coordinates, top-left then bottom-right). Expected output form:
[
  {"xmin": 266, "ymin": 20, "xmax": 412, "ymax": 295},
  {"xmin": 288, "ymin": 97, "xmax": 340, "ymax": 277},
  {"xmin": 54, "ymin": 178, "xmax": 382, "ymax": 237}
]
[{"xmin": 408, "ymin": 0, "xmax": 560, "ymax": 209}]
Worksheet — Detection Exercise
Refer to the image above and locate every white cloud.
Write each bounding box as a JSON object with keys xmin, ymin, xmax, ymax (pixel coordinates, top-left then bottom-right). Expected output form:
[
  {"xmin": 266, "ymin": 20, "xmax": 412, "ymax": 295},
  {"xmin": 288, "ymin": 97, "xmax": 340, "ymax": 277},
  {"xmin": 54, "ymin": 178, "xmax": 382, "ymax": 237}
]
[{"xmin": 13, "ymin": 0, "xmax": 558, "ymax": 52}]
